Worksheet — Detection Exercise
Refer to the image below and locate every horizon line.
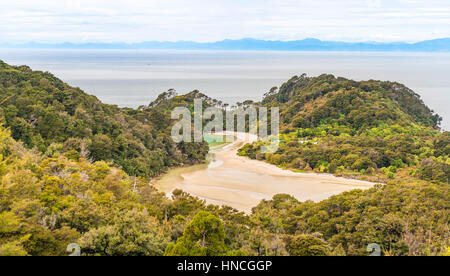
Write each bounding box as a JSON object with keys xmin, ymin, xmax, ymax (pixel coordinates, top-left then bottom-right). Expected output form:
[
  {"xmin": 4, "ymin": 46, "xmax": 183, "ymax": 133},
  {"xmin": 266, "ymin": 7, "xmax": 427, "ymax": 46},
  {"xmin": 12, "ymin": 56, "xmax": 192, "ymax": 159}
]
[{"xmin": 2, "ymin": 37, "xmax": 450, "ymax": 45}]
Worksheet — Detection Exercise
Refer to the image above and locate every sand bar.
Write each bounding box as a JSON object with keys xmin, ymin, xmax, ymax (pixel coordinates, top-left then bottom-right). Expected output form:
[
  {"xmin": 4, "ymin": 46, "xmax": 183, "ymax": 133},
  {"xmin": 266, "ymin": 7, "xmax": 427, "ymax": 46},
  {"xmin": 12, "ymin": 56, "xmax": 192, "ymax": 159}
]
[{"xmin": 154, "ymin": 132, "xmax": 376, "ymax": 213}]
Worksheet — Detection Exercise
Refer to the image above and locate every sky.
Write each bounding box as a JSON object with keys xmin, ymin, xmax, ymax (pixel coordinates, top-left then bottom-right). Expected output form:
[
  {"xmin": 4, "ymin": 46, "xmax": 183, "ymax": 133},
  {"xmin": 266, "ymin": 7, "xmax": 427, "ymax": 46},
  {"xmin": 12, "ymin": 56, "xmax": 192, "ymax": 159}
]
[{"xmin": 1, "ymin": 0, "xmax": 450, "ymax": 43}]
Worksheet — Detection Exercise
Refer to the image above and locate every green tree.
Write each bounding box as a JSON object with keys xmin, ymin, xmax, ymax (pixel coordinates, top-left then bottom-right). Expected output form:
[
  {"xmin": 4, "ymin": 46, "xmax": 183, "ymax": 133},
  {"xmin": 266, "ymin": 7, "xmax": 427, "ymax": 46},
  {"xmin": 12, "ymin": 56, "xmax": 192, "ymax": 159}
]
[
  {"xmin": 78, "ymin": 209, "xmax": 169, "ymax": 256},
  {"xmin": 286, "ymin": 234, "xmax": 330, "ymax": 256},
  {"xmin": 0, "ymin": 211, "xmax": 29, "ymax": 256},
  {"xmin": 165, "ymin": 211, "xmax": 227, "ymax": 256}
]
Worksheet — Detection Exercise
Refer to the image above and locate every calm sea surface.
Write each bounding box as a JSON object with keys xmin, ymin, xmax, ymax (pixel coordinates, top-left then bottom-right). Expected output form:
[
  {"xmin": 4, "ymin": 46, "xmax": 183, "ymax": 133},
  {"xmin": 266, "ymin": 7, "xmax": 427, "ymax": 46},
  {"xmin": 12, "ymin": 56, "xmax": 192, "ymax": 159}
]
[{"xmin": 0, "ymin": 49, "xmax": 449, "ymax": 130}]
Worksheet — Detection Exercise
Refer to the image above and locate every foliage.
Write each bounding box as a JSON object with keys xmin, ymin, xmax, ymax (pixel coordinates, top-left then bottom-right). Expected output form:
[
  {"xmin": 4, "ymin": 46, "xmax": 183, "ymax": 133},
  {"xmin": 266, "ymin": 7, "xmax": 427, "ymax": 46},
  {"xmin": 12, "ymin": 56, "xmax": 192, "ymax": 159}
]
[
  {"xmin": 0, "ymin": 60, "xmax": 208, "ymax": 178},
  {"xmin": 78, "ymin": 208, "xmax": 170, "ymax": 256},
  {"xmin": 240, "ymin": 75, "xmax": 448, "ymax": 184},
  {"xmin": 165, "ymin": 211, "xmax": 227, "ymax": 256},
  {"xmin": 0, "ymin": 123, "xmax": 249, "ymax": 256},
  {"xmin": 0, "ymin": 63, "xmax": 448, "ymax": 256},
  {"xmin": 285, "ymin": 234, "xmax": 330, "ymax": 256},
  {"xmin": 263, "ymin": 74, "xmax": 441, "ymax": 128},
  {"xmin": 251, "ymin": 180, "xmax": 449, "ymax": 256}
]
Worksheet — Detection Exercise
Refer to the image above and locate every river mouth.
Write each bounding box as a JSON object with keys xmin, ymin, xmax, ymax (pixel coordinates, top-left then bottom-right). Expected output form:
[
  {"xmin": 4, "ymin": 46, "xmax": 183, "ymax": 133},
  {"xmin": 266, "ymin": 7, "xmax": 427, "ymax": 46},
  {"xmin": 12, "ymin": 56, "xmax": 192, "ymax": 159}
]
[{"xmin": 153, "ymin": 132, "xmax": 376, "ymax": 214}]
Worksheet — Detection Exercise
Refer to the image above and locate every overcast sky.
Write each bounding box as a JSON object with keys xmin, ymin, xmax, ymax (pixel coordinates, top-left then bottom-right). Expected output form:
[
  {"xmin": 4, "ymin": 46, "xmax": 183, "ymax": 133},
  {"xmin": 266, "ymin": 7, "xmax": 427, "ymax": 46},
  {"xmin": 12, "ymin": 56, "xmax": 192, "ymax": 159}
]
[{"xmin": 1, "ymin": 0, "xmax": 450, "ymax": 43}]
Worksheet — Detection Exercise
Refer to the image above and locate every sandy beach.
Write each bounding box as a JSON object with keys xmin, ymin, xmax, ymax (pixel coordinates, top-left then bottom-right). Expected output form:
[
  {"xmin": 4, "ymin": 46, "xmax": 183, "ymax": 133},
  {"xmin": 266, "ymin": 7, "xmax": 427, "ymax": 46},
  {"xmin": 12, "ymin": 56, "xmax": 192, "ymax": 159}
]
[{"xmin": 154, "ymin": 132, "xmax": 377, "ymax": 213}]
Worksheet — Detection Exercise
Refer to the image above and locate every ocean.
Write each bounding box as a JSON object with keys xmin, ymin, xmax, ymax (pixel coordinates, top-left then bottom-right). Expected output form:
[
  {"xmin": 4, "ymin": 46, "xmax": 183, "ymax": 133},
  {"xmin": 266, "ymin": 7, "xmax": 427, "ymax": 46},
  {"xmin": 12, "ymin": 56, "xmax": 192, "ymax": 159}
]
[{"xmin": 1, "ymin": 49, "xmax": 449, "ymax": 130}]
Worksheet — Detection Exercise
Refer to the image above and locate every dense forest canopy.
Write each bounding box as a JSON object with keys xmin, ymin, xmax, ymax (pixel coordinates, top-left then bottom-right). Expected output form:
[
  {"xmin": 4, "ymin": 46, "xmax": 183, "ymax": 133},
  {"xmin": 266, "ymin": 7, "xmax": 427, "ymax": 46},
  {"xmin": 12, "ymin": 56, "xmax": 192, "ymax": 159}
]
[
  {"xmin": 0, "ymin": 60, "xmax": 208, "ymax": 178},
  {"xmin": 240, "ymin": 74, "xmax": 449, "ymax": 184},
  {"xmin": 262, "ymin": 73, "xmax": 442, "ymax": 129},
  {"xmin": 0, "ymin": 61, "xmax": 448, "ymax": 256}
]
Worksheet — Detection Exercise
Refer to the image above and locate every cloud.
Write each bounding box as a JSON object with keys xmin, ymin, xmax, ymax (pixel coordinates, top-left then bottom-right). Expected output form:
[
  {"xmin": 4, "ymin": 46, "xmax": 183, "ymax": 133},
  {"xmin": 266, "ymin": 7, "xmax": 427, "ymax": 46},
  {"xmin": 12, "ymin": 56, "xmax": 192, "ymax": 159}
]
[{"xmin": 1, "ymin": 0, "xmax": 449, "ymax": 43}]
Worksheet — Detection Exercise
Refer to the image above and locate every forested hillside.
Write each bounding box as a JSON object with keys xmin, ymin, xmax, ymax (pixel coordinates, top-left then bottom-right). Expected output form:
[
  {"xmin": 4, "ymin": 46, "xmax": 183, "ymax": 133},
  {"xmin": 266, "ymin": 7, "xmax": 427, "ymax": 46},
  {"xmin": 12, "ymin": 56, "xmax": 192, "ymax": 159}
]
[
  {"xmin": 0, "ymin": 123, "xmax": 246, "ymax": 256},
  {"xmin": 262, "ymin": 74, "xmax": 441, "ymax": 129},
  {"xmin": 0, "ymin": 62, "xmax": 448, "ymax": 256},
  {"xmin": 237, "ymin": 74, "xmax": 449, "ymax": 255},
  {"xmin": 0, "ymin": 121, "xmax": 447, "ymax": 256},
  {"xmin": 240, "ymin": 74, "xmax": 449, "ymax": 184},
  {"xmin": 0, "ymin": 60, "xmax": 208, "ymax": 178}
]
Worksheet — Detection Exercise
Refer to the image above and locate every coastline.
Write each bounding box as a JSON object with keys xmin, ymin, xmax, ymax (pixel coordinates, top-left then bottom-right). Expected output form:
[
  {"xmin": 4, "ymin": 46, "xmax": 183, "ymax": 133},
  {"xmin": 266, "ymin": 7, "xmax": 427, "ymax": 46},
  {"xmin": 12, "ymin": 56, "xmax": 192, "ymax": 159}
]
[{"xmin": 153, "ymin": 132, "xmax": 378, "ymax": 213}]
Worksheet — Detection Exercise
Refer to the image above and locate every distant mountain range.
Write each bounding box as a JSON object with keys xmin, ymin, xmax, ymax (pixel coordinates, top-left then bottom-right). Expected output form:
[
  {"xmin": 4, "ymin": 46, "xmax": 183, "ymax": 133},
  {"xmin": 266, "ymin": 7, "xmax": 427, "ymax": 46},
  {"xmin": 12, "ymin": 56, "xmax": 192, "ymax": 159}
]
[{"xmin": 2, "ymin": 38, "xmax": 450, "ymax": 52}]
